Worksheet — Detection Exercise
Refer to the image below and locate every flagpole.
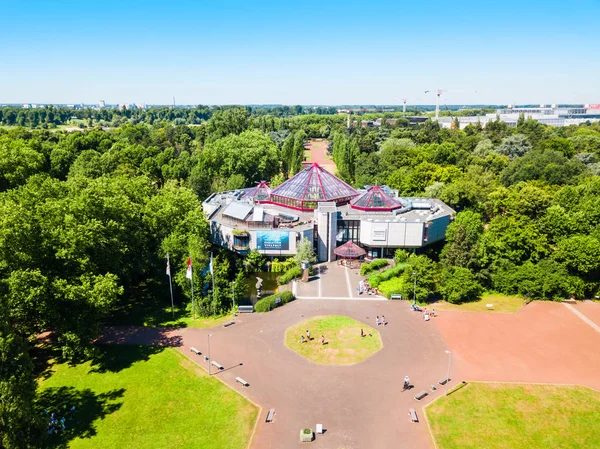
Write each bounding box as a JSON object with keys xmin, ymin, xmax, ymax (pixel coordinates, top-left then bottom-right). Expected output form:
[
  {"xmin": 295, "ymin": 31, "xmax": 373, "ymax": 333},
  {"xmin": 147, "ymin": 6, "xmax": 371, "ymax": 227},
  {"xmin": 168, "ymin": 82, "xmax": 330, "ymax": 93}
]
[
  {"xmin": 191, "ymin": 271, "xmax": 195, "ymax": 320},
  {"xmin": 210, "ymin": 252, "xmax": 215, "ymax": 315},
  {"xmin": 167, "ymin": 253, "xmax": 175, "ymax": 319}
]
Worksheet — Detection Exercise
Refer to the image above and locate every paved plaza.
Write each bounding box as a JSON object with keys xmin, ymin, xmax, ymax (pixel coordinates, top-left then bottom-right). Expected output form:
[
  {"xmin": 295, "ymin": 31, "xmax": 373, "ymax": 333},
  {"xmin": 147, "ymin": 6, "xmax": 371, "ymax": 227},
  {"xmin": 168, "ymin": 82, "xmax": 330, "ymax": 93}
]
[
  {"xmin": 293, "ymin": 263, "xmax": 386, "ymax": 301},
  {"xmin": 99, "ymin": 288, "xmax": 600, "ymax": 448}
]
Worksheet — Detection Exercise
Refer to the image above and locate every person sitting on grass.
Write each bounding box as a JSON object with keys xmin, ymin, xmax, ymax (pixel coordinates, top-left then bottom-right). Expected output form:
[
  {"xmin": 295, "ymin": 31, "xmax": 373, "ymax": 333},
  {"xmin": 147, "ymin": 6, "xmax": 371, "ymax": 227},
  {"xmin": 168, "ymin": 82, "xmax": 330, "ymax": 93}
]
[
  {"xmin": 321, "ymin": 335, "xmax": 325, "ymax": 345},
  {"xmin": 301, "ymin": 335, "xmax": 306, "ymax": 343}
]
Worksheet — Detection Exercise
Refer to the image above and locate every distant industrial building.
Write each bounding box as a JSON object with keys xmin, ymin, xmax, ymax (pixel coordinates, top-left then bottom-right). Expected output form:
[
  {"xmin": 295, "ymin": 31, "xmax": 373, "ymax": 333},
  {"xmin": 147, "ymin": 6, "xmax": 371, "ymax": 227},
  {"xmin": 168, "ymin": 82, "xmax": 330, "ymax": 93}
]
[
  {"xmin": 438, "ymin": 104, "xmax": 600, "ymax": 128},
  {"xmin": 203, "ymin": 163, "xmax": 455, "ymax": 262}
]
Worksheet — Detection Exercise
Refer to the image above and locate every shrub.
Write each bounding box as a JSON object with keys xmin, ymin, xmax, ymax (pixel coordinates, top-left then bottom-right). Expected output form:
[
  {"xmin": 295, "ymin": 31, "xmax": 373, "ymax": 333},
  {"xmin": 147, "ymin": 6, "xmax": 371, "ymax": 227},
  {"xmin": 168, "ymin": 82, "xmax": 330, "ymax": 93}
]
[
  {"xmin": 277, "ymin": 266, "xmax": 302, "ymax": 285},
  {"xmin": 360, "ymin": 259, "xmax": 389, "ymax": 275},
  {"xmin": 378, "ymin": 277, "xmax": 407, "ymax": 298},
  {"xmin": 368, "ymin": 263, "xmax": 410, "ymax": 288},
  {"xmin": 254, "ymin": 291, "xmax": 295, "ymax": 312}
]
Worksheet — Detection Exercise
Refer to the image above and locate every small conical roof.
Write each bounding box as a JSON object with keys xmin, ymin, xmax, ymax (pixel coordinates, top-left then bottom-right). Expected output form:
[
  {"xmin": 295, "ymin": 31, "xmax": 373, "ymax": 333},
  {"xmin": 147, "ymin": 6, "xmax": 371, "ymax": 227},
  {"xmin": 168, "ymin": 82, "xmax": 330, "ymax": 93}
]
[
  {"xmin": 270, "ymin": 163, "xmax": 358, "ymax": 210},
  {"xmin": 334, "ymin": 241, "xmax": 366, "ymax": 258},
  {"xmin": 350, "ymin": 185, "xmax": 403, "ymax": 211},
  {"xmin": 243, "ymin": 181, "xmax": 271, "ymax": 201}
]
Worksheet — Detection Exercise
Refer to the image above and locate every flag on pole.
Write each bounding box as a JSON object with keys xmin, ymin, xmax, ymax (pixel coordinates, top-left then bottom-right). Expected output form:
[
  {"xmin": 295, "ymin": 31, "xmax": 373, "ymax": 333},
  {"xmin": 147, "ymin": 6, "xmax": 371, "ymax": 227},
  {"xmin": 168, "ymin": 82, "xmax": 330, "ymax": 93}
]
[
  {"xmin": 166, "ymin": 253, "xmax": 171, "ymax": 276},
  {"xmin": 209, "ymin": 253, "xmax": 214, "ymax": 276},
  {"xmin": 186, "ymin": 257, "xmax": 193, "ymax": 280}
]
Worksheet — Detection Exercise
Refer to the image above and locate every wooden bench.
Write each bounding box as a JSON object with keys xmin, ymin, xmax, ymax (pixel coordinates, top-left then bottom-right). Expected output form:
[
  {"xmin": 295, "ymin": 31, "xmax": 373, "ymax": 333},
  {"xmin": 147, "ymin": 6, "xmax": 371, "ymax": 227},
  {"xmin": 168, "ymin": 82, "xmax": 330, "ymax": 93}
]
[
  {"xmin": 390, "ymin": 294, "xmax": 402, "ymax": 300},
  {"xmin": 266, "ymin": 408, "xmax": 275, "ymax": 423},
  {"xmin": 211, "ymin": 361, "xmax": 224, "ymax": 370},
  {"xmin": 238, "ymin": 305, "xmax": 254, "ymax": 313},
  {"xmin": 438, "ymin": 377, "xmax": 450, "ymax": 385},
  {"xmin": 223, "ymin": 320, "xmax": 235, "ymax": 327},
  {"xmin": 235, "ymin": 377, "xmax": 249, "ymax": 387},
  {"xmin": 414, "ymin": 391, "xmax": 428, "ymax": 401},
  {"xmin": 409, "ymin": 408, "xmax": 418, "ymax": 423},
  {"xmin": 486, "ymin": 303, "xmax": 494, "ymax": 310},
  {"xmin": 190, "ymin": 347, "xmax": 201, "ymax": 355}
]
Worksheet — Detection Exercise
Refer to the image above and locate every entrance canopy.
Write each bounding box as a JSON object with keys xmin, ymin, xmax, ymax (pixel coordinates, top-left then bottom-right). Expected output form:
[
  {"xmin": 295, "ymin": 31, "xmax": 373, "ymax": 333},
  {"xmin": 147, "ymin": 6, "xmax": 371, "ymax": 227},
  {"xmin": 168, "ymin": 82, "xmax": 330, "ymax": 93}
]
[{"xmin": 333, "ymin": 241, "xmax": 366, "ymax": 259}]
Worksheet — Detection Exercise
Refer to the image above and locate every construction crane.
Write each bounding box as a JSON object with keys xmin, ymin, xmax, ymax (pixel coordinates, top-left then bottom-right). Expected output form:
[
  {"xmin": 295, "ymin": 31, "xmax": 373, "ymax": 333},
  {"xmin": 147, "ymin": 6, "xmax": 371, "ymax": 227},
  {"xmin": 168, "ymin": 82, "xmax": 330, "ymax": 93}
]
[{"xmin": 424, "ymin": 89, "xmax": 477, "ymax": 120}]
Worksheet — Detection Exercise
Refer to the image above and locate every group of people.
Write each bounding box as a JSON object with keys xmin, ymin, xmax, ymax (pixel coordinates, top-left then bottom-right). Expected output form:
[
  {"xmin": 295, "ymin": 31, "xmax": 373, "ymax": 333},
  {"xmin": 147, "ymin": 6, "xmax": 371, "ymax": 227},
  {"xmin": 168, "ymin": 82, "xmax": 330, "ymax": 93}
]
[
  {"xmin": 410, "ymin": 303, "xmax": 436, "ymax": 321},
  {"xmin": 375, "ymin": 315, "xmax": 387, "ymax": 326},
  {"xmin": 300, "ymin": 329, "xmax": 326, "ymax": 345},
  {"xmin": 44, "ymin": 405, "xmax": 76, "ymax": 434},
  {"xmin": 357, "ymin": 280, "xmax": 378, "ymax": 296}
]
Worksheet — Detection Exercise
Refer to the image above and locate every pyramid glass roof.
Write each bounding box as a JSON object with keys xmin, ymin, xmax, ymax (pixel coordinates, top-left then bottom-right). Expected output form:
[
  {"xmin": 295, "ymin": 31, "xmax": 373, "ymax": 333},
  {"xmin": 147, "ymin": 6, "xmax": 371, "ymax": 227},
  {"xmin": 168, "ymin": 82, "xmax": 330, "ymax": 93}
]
[
  {"xmin": 350, "ymin": 185, "xmax": 403, "ymax": 211},
  {"xmin": 242, "ymin": 181, "xmax": 271, "ymax": 202},
  {"xmin": 270, "ymin": 163, "xmax": 358, "ymax": 210}
]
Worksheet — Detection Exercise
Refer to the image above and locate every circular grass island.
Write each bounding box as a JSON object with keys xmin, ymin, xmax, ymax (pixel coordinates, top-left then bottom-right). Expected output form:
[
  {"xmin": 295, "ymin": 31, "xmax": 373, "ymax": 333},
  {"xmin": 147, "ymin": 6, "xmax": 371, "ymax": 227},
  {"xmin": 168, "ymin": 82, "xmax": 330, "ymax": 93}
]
[{"xmin": 285, "ymin": 315, "xmax": 382, "ymax": 365}]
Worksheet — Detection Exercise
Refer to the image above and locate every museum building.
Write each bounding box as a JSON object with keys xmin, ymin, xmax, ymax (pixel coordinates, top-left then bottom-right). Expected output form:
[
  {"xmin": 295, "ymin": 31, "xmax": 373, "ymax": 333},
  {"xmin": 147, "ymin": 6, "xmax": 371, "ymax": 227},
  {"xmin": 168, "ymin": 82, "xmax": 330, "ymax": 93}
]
[{"xmin": 202, "ymin": 163, "xmax": 455, "ymax": 262}]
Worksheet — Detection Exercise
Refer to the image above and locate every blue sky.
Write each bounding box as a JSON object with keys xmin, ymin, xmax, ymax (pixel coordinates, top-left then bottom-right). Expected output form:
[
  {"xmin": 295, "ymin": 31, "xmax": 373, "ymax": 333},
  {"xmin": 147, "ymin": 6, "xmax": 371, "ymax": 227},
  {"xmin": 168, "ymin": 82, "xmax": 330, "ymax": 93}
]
[{"xmin": 1, "ymin": 0, "xmax": 599, "ymax": 105}]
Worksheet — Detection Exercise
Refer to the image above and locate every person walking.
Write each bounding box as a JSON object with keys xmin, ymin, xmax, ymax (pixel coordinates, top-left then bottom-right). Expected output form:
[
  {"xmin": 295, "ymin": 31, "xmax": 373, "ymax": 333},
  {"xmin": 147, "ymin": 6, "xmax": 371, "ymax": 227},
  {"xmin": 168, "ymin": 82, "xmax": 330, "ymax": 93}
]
[
  {"xmin": 306, "ymin": 329, "xmax": 310, "ymax": 340},
  {"xmin": 381, "ymin": 315, "xmax": 386, "ymax": 325},
  {"xmin": 404, "ymin": 375, "xmax": 410, "ymax": 391},
  {"xmin": 376, "ymin": 316, "xmax": 381, "ymax": 326},
  {"xmin": 321, "ymin": 335, "xmax": 325, "ymax": 345}
]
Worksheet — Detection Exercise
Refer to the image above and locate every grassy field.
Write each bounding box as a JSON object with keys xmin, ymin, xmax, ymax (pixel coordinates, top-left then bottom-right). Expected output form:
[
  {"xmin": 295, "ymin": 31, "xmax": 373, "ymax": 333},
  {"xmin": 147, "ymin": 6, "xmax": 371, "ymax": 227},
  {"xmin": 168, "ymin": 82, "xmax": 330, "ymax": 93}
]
[
  {"xmin": 38, "ymin": 346, "xmax": 258, "ymax": 449},
  {"xmin": 285, "ymin": 315, "xmax": 382, "ymax": 365},
  {"xmin": 426, "ymin": 382, "xmax": 600, "ymax": 449},
  {"xmin": 433, "ymin": 293, "xmax": 525, "ymax": 313}
]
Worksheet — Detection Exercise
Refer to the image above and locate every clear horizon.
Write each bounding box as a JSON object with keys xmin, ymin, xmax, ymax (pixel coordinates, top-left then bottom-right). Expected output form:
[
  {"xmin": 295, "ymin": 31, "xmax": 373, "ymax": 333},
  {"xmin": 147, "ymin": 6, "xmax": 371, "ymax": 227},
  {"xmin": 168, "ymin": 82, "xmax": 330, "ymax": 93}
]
[{"xmin": 2, "ymin": 0, "xmax": 599, "ymax": 105}]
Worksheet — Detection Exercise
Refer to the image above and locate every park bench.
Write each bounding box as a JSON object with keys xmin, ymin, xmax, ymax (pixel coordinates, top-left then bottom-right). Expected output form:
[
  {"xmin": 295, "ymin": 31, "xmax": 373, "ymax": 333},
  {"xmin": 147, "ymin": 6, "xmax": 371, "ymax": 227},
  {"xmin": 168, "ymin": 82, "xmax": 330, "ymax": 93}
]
[
  {"xmin": 486, "ymin": 303, "xmax": 494, "ymax": 310},
  {"xmin": 390, "ymin": 294, "xmax": 402, "ymax": 300},
  {"xmin": 266, "ymin": 408, "xmax": 275, "ymax": 423},
  {"xmin": 409, "ymin": 408, "xmax": 418, "ymax": 423},
  {"xmin": 238, "ymin": 305, "xmax": 254, "ymax": 313},
  {"xmin": 211, "ymin": 361, "xmax": 224, "ymax": 370},
  {"xmin": 223, "ymin": 320, "xmax": 235, "ymax": 327},
  {"xmin": 414, "ymin": 391, "xmax": 428, "ymax": 401},
  {"xmin": 235, "ymin": 377, "xmax": 249, "ymax": 387},
  {"xmin": 438, "ymin": 377, "xmax": 450, "ymax": 385},
  {"xmin": 190, "ymin": 347, "xmax": 201, "ymax": 355}
]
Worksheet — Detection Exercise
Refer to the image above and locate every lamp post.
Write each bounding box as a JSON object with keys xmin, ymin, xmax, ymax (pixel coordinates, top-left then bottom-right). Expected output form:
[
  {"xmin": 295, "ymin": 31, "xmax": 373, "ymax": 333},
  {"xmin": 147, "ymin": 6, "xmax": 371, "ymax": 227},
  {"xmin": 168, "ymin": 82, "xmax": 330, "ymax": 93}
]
[
  {"xmin": 413, "ymin": 271, "xmax": 417, "ymax": 305},
  {"xmin": 445, "ymin": 350, "xmax": 452, "ymax": 396},
  {"xmin": 208, "ymin": 333, "xmax": 213, "ymax": 375},
  {"xmin": 231, "ymin": 280, "xmax": 236, "ymax": 314}
]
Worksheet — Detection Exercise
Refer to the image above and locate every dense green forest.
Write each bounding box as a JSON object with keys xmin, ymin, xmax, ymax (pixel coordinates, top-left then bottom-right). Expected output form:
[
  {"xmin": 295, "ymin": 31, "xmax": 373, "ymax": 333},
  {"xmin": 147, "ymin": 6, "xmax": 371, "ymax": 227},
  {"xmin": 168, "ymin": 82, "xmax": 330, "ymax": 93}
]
[{"xmin": 1, "ymin": 107, "xmax": 600, "ymax": 447}]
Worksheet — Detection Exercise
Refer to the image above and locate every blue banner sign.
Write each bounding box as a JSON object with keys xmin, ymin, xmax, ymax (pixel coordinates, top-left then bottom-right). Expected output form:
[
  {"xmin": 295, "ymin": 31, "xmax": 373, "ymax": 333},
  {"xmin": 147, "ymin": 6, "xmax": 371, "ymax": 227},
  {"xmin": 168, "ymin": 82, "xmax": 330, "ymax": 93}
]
[{"xmin": 256, "ymin": 231, "xmax": 290, "ymax": 251}]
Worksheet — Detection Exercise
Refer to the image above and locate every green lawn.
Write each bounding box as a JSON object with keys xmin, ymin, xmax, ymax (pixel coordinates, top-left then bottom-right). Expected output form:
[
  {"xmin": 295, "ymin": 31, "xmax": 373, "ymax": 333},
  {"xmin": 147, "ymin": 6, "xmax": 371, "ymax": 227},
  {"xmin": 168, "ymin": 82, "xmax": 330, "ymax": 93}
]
[
  {"xmin": 285, "ymin": 315, "xmax": 382, "ymax": 365},
  {"xmin": 426, "ymin": 382, "xmax": 600, "ymax": 449},
  {"xmin": 38, "ymin": 346, "xmax": 258, "ymax": 449},
  {"xmin": 433, "ymin": 293, "xmax": 525, "ymax": 313}
]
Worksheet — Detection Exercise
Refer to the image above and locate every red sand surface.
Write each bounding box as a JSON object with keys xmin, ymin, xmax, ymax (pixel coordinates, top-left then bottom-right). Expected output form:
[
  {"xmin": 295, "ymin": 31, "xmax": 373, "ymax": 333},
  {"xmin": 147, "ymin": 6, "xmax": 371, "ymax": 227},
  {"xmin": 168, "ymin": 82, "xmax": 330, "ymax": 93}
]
[
  {"xmin": 434, "ymin": 301, "xmax": 600, "ymax": 391},
  {"xmin": 576, "ymin": 300, "xmax": 600, "ymax": 326}
]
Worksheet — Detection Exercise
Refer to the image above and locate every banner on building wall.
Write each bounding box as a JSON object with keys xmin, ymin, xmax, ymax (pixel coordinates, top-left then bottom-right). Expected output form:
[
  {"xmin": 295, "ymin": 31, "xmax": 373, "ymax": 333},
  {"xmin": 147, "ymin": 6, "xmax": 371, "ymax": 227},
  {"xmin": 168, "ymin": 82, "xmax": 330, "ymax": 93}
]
[{"xmin": 256, "ymin": 231, "xmax": 290, "ymax": 251}]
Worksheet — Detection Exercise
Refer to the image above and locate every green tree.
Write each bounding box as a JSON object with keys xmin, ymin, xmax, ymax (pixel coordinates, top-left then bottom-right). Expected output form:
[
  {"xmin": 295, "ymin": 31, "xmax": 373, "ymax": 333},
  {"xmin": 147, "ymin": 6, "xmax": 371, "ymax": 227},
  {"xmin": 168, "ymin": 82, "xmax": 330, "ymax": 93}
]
[
  {"xmin": 294, "ymin": 238, "xmax": 317, "ymax": 268},
  {"xmin": 440, "ymin": 211, "xmax": 483, "ymax": 269},
  {"xmin": 440, "ymin": 266, "xmax": 483, "ymax": 304},
  {"xmin": 494, "ymin": 134, "xmax": 531, "ymax": 159},
  {"xmin": 0, "ymin": 318, "xmax": 43, "ymax": 449},
  {"xmin": 553, "ymin": 235, "xmax": 600, "ymax": 277}
]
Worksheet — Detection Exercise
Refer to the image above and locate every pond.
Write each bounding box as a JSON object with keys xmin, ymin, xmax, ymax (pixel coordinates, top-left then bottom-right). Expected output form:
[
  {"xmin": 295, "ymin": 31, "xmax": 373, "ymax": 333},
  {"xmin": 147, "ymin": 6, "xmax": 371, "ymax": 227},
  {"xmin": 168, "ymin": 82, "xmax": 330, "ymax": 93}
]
[{"xmin": 239, "ymin": 271, "xmax": 279, "ymax": 306}]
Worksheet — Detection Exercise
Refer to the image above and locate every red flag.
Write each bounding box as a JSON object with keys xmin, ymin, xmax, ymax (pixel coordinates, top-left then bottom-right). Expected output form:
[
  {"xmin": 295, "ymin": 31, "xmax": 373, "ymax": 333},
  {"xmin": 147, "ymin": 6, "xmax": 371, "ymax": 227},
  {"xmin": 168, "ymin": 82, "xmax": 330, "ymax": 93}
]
[{"xmin": 186, "ymin": 257, "xmax": 193, "ymax": 280}]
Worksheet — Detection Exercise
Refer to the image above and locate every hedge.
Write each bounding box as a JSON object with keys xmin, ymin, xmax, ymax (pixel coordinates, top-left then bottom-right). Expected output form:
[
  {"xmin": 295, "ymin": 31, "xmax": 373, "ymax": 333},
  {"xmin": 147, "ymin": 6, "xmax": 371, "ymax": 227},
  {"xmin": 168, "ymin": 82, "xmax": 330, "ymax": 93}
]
[
  {"xmin": 368, "ymin": 263, "xmax": 410, "ymax": 288},
  {"xmin": 254, "ymin": 290, "xmax": 295, "ymax": 312},
  {"xmin": 277, "ymin": 266, "xmax": 302, "ymax": 285},
  {"xmin": 360, "ymin": 259, "xmax": 389, "ymax": 276}
]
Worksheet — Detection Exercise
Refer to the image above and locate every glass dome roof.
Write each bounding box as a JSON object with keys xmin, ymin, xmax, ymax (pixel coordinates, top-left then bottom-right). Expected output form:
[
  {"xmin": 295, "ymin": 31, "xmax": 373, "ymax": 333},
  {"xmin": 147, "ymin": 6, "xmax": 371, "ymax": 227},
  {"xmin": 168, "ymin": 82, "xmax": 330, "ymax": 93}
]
[
  {"xmin": 270, "ymin": 163, "xmax": 358, "ymax": 210},
  {"xmin": 350, "ymin": 185, "xmax": 403, "ymax": 211}
]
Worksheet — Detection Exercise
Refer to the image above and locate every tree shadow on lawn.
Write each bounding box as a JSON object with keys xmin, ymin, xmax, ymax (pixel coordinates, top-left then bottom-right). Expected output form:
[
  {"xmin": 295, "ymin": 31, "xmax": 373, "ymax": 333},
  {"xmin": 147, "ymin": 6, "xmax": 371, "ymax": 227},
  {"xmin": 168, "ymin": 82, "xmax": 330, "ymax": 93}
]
[
  {"xmin": 89, "ymin": 344, "xmax": 169, "ymax": 374},
  {"xmin": 37, "ymin": 386, "xmax": 124, "ymax": 449},
  {"xmin": 105, "ymin": 279, "xmax": 191, "ymax": 328},
  {"xmin": 32, "ymin": 333, "xmax": 62, "ymax": 382}
]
